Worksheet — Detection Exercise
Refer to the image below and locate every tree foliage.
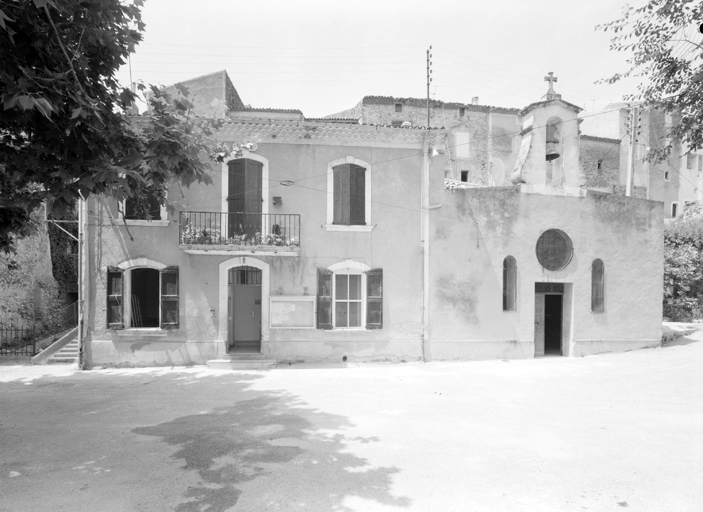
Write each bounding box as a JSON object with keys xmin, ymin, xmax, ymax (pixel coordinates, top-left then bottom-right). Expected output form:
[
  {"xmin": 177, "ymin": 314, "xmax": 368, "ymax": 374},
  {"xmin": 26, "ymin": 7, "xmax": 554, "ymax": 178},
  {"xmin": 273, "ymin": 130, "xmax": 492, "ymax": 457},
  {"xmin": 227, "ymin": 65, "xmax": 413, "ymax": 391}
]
[
  {"xmin": 0, "ymin": 0, "xmax": 236, "ymax": 253},
  {"xmin": 597, "ymin": 0, "xmax": 703, "ymax": 161},
  {"xmin": 663, "ymin": 204, "xmax": 703, "ymax": 321}
]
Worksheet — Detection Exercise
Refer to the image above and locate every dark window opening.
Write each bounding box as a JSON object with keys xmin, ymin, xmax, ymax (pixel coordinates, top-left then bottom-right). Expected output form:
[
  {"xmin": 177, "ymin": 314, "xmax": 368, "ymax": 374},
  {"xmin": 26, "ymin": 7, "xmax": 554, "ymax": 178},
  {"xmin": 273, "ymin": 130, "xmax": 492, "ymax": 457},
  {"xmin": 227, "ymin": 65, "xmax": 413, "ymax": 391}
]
[
  {"xmin": 503, "ymin": 256, "xmax": 517, "ymax": 311},
  {"xmin": 460, "ymin": 170, "xmax": 469, "ymax": 182},
  {"xmin": 459, "ymin": 107, "xmax": 465, "ymax": 117},
  {"xmin": 597, "ymin": 160, "xmax": 602, "ymax": 170},
  {"xmin": 131, "ymin": 268, "xmax": 160, "ymax": 327},
  {"xmin": 125, "ymin": 192, "xmax": 161, "ymax": 220},
  {"xmin": 395, "ymin": 103, "xmax": 402, "ymax": 113},
  {"xmin": 665, "ymin": 171, "xmax": 670, "ymax": 181},
  {"xmin": 391, "ymin": 120, "xmax": 403, "ymax": 127},
  {"xmin": 672, "ymin": 203, "xmax": 678, "ymax": 217}
]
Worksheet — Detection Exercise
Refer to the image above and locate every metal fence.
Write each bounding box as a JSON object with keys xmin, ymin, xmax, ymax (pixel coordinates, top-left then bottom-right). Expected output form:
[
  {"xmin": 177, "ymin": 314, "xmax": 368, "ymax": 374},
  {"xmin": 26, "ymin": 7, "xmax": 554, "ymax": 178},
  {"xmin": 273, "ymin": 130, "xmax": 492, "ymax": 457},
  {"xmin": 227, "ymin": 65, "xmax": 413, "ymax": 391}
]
[
  {"xmin": 0, "ymin": 326, "xmax": 36, "ymax": 356},
  {"xmin": 179, "ymin": 211, "xmax": 301, "ymax": 248}
]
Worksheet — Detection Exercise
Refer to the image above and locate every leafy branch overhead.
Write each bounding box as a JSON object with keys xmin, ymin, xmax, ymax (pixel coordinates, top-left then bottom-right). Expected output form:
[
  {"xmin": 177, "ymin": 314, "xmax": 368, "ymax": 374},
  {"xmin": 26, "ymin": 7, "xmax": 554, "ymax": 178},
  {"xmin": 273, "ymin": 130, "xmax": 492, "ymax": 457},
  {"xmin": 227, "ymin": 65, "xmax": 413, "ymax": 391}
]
[
  {"xmin": 597, "ymin": 0, "xmax": 703, "ymax": 161},
  {"xmin": 0, "ymin": 0, "xmax": 241, "ymax": 252}
]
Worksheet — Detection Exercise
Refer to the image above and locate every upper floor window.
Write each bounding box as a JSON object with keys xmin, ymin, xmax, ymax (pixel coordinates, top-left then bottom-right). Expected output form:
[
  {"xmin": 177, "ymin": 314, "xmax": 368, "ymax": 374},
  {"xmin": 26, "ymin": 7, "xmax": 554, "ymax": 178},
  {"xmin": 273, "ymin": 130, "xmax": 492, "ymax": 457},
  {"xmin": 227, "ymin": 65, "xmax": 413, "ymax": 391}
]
[
  {"xmin": 125, "ymin": 191, "xmax": 162, "ymax": 220},
  {"xmin": 333, "ymin": 164, "xmax": 365, "ymax": 225},
  {"xmin": 326, "ymin": 157, "xmax": 373, "ymax": 232},
  {"xmin": 120, "ymin": 188, "xmax": 168, "ymax": 226},
  {"xmin": 591, "ymin": 259, "xmax": 604, "ymax": 313},
  {"xmin": 395, "ymin": 103, "xmax": 403, "ymax": 113}
]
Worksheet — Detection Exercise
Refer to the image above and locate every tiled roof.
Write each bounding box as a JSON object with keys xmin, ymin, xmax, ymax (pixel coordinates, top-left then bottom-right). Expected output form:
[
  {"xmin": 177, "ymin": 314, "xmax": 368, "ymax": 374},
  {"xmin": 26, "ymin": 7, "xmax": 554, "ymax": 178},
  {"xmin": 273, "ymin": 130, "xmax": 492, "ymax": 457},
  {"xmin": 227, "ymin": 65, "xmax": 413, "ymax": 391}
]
[
  {"xmin": 304, "ymin": 117, "xmax": 359, "ymax": 124},
  {"xmin": 230, "ymin": 107, "xmax": 303, "ymax": 114},
  {"xmin": 580, "ymin": 134, "xmax": 622, "ymax": 144},
  {"xmin": 444, "ymin": 179, "xmax": 486, "ymax": 189},
  {"xmin": 216, "ymin": 119, "xmax": 441, "ymax": 144},
  {"xmin": 362, "ymin": 95, "xmax": 520, "ymax": 114}
]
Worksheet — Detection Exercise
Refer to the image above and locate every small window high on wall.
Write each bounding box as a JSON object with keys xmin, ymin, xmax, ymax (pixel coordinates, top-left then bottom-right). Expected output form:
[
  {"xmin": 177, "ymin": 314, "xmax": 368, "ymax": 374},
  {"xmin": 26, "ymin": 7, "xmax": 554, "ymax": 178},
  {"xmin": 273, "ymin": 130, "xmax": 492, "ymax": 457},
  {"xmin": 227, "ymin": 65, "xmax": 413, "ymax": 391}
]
[
  {"xmin": 591, "ymin": 259, "xmax": 604, "ymax": 313},
  {"xmin": 503, "ymin": 256, "xmax": 517, "ymax": 311}
]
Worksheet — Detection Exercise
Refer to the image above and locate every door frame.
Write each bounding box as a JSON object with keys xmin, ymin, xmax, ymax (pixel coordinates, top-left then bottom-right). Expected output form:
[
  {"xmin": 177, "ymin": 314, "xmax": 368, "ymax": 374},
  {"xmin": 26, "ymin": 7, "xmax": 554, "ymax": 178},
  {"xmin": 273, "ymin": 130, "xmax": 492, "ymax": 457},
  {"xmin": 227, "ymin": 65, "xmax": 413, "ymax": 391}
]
[
  {"xmin": 219, "ymin": 257, "xmax": 269, "ymax": 353},
  {"xmin": 534, "ymin": 282, "xmax": 573, "ymax": 357}
]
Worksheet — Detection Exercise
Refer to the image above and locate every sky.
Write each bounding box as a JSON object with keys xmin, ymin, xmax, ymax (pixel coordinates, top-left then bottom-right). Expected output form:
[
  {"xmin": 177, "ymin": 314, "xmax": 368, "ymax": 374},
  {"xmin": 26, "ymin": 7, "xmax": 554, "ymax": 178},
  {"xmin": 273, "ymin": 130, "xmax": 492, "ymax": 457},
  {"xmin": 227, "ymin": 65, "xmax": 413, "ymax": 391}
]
[{"xmin": 116, "ymin": 0, "xmax": 647, "ymax": 118}]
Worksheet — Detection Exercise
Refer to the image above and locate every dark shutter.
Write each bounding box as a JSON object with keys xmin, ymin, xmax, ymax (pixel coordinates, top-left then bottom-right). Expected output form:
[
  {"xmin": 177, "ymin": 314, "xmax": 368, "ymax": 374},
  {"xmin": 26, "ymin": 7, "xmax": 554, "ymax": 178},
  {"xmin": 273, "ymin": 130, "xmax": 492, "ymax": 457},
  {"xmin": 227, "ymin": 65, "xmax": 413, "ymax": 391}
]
[
  {"xmin": 160, "ymin": 266, "xmax": 179, "ymax": 329},
  {"xmin": 350, "ymin": 164, "xmax": 365, "ymax": 225},
  {"xmin": 107, "ymin": 266, "xmax": 124, "ymax": 329},
  {"xmin": 317, "ymin": 268, "xmax": 333, "ymax": 329},
  {"xmin": 227, "ymin": 159, "xmax": 245, "ymax": 213},
  {"xmin": 333, "ymin": 165, "xmax": 351, "ymax": 225},
  {"xmin": 366, "ymin": 269, "xmax": 383, "ymax": 329},
  {"xmin": 591, "ymin": 259, "xmax": 604, "ymax": 313}
]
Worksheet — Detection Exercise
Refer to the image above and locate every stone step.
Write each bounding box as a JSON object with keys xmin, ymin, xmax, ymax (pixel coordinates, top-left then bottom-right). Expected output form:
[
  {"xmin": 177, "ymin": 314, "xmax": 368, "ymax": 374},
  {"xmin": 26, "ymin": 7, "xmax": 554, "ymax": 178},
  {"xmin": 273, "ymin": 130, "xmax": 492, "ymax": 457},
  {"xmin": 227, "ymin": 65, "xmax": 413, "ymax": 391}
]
[{"xmin": 207, "ymin": 358, "xmax": 276, "ymax": 370}]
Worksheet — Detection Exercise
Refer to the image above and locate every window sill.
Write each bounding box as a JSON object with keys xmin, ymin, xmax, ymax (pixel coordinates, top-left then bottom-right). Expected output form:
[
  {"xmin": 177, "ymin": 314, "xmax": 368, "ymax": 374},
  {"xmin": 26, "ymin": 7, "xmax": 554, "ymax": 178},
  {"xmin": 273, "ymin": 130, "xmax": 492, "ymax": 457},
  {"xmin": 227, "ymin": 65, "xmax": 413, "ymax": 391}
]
[
  {"xmin": 324, "ymin": 224, "xmax": 374, "ymax": 232},
  {"xmin": 120, "ymin": 219, "xmax": 170, "ymax": 227},
  {"xmin": 116, "ymin": 329, "xmax": 169, "ymax": 337}
]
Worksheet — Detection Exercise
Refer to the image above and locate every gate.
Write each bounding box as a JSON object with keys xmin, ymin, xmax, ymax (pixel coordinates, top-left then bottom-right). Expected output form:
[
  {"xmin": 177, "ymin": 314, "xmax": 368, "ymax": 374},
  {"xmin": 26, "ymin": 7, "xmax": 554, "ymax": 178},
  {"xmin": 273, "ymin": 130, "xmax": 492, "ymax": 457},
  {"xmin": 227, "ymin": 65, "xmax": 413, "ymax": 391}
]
[{"xmin": 0, "ymin": 326, "xmax": 36, "ymax": 356}]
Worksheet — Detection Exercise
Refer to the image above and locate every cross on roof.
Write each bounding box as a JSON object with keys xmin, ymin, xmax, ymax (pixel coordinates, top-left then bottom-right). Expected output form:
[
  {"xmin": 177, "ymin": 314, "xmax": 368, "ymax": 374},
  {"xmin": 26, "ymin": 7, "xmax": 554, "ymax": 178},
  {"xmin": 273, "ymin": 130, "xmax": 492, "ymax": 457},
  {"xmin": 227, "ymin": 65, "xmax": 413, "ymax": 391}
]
[{"xmin": 544, "ymin": 72, "xmax": 558, "ymax": 94}]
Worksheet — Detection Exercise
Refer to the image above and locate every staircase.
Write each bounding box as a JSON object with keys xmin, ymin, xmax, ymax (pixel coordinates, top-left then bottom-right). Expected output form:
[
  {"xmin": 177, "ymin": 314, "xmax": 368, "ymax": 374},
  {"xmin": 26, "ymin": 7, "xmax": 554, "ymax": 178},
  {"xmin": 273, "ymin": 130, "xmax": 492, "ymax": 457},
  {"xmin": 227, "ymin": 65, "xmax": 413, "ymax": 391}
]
[
  {"xmin": 31, "ymin": 328, "xmax": 79, "ymax": 365},
  {"xmin": 47, "ymin": 337, "xmax": 79, "ymax": 364}
]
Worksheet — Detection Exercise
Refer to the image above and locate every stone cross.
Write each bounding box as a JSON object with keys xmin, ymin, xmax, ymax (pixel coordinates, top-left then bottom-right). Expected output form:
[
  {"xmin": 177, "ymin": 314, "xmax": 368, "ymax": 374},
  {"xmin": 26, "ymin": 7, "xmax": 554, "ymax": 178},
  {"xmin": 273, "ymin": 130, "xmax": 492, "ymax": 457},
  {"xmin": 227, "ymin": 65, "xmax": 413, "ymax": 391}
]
[{"xmin": 544, "ymin": 72, "xmax": 558, "ymax": 94}]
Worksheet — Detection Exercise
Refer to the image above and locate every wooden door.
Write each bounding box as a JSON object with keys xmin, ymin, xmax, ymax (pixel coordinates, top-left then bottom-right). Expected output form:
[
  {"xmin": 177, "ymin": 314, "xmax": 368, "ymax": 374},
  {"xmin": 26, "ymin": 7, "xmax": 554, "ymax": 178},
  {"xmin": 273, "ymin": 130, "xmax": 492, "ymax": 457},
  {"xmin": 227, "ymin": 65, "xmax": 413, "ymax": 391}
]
[{"xmin": 534, "ymin": 293, "xmax": 545, "ymax": 356}]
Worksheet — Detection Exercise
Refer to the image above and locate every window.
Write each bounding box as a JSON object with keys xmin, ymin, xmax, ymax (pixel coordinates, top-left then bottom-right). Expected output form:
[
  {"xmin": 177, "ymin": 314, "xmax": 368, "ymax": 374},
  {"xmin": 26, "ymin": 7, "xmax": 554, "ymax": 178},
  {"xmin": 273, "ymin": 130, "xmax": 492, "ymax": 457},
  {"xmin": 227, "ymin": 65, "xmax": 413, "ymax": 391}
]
[
  {"xmin": 503, "ymin": 256, "xmax": 517, "ymax": 311},
  {"xmin": 536, "ymin": 229, "xmax": 573, "ymax": 271},
  {"xmin": 391, "ymin": 120, "xmax": 403, "ymax": 127},
  {"xmin": 687, "ymin": 153, "xmax": 695, "ymax": 169},
  {"xmin": 460, "ymin": 170, "xmax": 469, "ymax": 182},
  {"xmin": 597, "ymin": 160, "xmax": 602, "ymax": 170},
  {"xmin": 106, "ymin": 265, "xmax": 179, "ymax": 329},
  {"xmin": 665, "ymin": 171, "xmax": 670, "ymax": 181},
  {"xmin": 395, "ymin": 103, "xmax": 402, "ymax": 113},
  {"xmin": 317, "ymin": 267, "xmax": 382, "ymax": 330},
  {"xmin": 672, "ymin": 202, "xmax": 678, "ymax": 218},
  {"xmin": 125, "ymin": 191, "xmax": 162, "ymax": 220},
  {"xmin": 333, "ymin": 164, "xmax": 365, "ymax": 225},
  {"xmin": 591, "ymin": 259, "xmax": 604, "ymax": 312},
  {"xmin": 459, "ymin": 107, "xmax": 465, "ymax": 117}
]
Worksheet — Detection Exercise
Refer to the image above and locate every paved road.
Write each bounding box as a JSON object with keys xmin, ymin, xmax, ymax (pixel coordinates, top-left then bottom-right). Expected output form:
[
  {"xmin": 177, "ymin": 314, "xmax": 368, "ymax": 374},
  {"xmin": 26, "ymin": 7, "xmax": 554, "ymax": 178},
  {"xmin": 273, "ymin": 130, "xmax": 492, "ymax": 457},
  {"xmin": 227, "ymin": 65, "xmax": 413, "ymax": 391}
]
[{"xmin": 1, "ymin": 335, "xmax": 702, "ymax": 512}]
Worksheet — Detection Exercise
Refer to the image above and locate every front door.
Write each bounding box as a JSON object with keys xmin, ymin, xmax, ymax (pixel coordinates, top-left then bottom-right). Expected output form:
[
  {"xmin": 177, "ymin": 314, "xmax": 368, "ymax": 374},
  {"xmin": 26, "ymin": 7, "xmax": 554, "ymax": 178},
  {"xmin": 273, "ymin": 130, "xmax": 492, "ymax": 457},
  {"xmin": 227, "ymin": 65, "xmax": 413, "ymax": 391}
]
[
  {"xmin": 227, "ymin": 159, "xmax": 262, "ymax": 240},
  {"xmin": 544, "ymin": 294, "xmax": 563, "ymax": 355},
  {"xmin": 227, "ymin": 266, "xmax": 262, "ymax": 353},
  {"xmin": 534, "ymin": 283, "xmax": 564, "ymax": 357}
]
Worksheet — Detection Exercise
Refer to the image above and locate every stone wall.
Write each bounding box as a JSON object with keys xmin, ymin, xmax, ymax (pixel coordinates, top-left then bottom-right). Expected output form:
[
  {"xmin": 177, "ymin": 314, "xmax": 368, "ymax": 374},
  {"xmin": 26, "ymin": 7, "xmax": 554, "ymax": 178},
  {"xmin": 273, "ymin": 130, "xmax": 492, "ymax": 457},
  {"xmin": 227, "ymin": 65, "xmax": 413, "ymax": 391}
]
[
  {"xmin": 579, "ymin": 136, "xmax": 621, "ymax": 191},
  {"xmin": 0, "ymin": 207, "xmax": 61, "ymax": 330}
]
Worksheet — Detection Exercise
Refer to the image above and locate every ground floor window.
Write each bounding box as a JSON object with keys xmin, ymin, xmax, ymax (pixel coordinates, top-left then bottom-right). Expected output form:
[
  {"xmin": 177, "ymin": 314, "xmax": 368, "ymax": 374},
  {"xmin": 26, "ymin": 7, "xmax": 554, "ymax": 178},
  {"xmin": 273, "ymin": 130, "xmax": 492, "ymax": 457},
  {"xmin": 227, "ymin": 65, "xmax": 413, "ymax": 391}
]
[
  {"xmin": 317, "ymin": 267, "xmax": 382, "ymax": 330},
  {"xmin": 107, "ymin": 266, "xmax": 179, "ymax": 329}
]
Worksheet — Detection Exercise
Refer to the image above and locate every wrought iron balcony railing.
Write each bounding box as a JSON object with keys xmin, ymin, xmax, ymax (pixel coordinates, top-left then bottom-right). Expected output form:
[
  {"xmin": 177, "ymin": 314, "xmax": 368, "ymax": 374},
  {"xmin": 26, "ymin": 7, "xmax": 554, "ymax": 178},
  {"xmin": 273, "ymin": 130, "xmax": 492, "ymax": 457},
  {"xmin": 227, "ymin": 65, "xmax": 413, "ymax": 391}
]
[{"xmin": 179, "ymin": 211, "xmax": 301, "ymax": 250}]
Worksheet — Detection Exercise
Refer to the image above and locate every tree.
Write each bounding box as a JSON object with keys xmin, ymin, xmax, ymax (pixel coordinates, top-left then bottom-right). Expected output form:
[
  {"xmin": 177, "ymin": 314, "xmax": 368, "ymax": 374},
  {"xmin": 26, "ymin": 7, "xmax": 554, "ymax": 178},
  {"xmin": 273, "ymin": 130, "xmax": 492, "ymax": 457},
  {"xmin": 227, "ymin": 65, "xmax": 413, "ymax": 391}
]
[
  {"xmin": 597, "ymin": 0, "xmax": 703, "ymax": 161},
  {"xmin": 0, "ymin": 0, "xmax": 236, "ymax": 253}
]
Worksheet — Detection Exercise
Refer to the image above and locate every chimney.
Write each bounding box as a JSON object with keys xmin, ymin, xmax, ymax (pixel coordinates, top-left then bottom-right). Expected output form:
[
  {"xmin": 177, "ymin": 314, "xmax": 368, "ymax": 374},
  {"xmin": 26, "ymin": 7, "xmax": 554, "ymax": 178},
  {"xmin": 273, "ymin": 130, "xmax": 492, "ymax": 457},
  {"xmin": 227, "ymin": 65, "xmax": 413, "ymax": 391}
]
[{"xmin": 471, "ymin": 96, "xmax": 479, "ymax": 105}]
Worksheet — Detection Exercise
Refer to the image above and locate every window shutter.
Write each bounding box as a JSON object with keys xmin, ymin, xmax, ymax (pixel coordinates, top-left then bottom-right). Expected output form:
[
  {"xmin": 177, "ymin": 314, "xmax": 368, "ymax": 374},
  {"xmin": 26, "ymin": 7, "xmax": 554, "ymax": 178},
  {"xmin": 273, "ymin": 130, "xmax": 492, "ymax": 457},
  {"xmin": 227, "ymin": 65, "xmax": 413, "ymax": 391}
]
[
  {"xmin": 366, "ymin": 269, "xmax": 383, "ymax": 329},
  {"xmin": 160, "ymin": 266, "xmax": 179, "ymax": 329},
  {"xmin": 317, "ymin": 268, "xmax": 333, "ymax": 329},
  {"xmin": 107, "ymin": 266, "xmax": 124, "ymax": 329},
  {"xmin": 333, "ymin": 165, "xmax": 351, "ymax": 225},
  {"xmin": 591, "ymin": 259, "xmax": 604, "ymax": 313},
  {"xmin": 350, "ymin": 164, "xmax": 366, "ymax": 225}
]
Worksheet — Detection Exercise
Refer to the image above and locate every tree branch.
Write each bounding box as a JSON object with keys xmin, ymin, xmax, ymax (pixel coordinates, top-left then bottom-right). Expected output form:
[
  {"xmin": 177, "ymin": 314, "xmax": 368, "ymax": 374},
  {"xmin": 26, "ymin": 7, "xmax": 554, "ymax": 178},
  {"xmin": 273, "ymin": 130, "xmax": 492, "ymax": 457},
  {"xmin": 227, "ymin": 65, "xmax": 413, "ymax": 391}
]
[{"xmin": 42, "ymin": 4, "xmax": 88, "ymax": 99}]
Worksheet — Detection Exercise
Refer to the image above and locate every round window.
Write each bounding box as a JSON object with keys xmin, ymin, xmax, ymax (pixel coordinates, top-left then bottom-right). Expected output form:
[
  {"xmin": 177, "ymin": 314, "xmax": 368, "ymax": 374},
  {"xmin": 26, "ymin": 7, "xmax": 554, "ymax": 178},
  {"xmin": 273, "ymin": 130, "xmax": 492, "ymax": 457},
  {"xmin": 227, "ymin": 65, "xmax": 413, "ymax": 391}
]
[{"xmin": 536, "ymin": 229, "xmax": 573, "ymax": 271}]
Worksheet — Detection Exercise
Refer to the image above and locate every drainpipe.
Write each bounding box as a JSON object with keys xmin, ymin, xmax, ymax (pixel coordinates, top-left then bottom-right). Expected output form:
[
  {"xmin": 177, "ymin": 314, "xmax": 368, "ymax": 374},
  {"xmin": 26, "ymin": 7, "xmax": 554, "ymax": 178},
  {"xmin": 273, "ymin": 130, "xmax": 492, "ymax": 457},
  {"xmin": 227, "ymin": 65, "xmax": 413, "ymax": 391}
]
[
  {"xmin": 421, "ymin": 138, "xmax": 431, "ymax": 362},
  {"xmin": 78, "ymin": 196, "xmax": 87, "ymax": 369}
]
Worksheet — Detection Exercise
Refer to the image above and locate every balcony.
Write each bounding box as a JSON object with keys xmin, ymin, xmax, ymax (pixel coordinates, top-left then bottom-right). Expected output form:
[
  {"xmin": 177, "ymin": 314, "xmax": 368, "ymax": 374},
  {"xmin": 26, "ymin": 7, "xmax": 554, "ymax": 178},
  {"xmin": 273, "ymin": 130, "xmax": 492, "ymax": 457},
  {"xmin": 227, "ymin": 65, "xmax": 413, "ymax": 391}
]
[{"xmin": 179, "ymin": 211, "xmax": 300, "ymax": 255}]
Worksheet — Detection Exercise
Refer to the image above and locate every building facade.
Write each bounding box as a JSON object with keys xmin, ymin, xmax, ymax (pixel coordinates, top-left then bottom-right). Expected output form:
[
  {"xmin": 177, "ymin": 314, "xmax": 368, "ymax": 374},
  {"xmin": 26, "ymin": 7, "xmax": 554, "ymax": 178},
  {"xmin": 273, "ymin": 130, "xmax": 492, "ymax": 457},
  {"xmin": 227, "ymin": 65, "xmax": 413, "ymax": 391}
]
[{"xmin": 80, "ymin": 73, "xmax": 664, "ymax": 367}]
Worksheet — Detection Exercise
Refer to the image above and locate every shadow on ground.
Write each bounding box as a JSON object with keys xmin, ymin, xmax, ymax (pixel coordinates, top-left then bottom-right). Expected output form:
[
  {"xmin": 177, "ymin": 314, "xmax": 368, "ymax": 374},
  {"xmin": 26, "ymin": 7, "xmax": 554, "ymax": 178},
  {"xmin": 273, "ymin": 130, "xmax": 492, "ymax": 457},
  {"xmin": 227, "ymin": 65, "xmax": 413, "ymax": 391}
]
[{"xmin": 131, "ymin": 380, "xmax": 411, "ymax": 511}]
